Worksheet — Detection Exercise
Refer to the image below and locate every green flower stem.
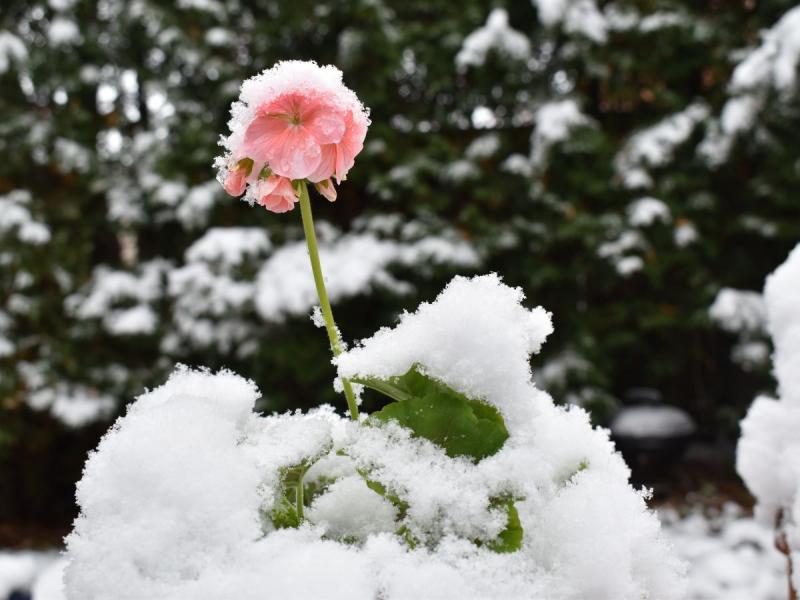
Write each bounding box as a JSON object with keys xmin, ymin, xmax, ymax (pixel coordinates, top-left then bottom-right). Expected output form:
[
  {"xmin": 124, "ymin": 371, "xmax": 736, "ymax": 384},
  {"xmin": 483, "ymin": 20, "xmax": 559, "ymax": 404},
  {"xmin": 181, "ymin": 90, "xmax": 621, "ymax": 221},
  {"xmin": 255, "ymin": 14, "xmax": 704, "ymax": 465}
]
[
  {"xmin": 297, "ymin": 180, "xmax": 360, "ymax": 421},
  {"xmin": 295, "ymin": 473, "xmax": 304, "ymax": 521}
]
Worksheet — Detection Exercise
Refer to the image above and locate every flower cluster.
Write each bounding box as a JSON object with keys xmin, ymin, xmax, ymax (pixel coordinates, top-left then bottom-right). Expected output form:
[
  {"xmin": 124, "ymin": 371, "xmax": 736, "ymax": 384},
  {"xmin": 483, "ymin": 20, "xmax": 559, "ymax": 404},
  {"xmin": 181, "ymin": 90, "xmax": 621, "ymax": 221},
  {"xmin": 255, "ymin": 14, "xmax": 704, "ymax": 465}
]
[{"xmin": 216, "ymin": 61, "xmax": 370, "ymax": 212}]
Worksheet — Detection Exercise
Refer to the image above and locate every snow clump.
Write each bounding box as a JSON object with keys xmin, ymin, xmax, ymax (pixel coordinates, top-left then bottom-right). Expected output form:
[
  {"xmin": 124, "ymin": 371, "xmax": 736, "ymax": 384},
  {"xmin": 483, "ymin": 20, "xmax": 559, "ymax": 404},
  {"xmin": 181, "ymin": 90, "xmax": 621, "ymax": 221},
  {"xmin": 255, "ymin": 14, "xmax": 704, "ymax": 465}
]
[
  {"xmin": 738, "ymin": 243, "xmax": 800, "ymax": 591},
  {"xmin": 65, "ymin": 275, "xmax": 686, "ymax": 599}
]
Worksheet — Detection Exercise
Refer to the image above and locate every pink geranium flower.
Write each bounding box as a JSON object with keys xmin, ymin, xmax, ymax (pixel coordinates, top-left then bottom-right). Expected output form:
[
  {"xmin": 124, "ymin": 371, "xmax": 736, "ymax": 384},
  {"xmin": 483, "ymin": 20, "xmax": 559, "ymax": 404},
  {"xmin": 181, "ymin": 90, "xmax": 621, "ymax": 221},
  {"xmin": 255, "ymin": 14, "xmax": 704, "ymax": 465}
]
[
  {"xmin": 215, "ymin": 61, "xmax": 370, "ymax": 208},
  {"xmin": 243, "ymin": 93, "xmax": 346, "ymax": 181},
  {"xmin": 256, "ymin": 175, "xmax": 298, "ymax": 213}
]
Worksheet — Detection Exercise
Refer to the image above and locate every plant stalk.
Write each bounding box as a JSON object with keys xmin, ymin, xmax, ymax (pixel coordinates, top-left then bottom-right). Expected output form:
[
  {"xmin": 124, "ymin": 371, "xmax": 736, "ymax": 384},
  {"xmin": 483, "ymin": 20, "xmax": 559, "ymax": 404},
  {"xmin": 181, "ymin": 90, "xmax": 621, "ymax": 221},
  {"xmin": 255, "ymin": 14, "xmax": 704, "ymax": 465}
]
[{"xmin": 297, "ymin": 180, "xmax": 360, "ymax": 420}]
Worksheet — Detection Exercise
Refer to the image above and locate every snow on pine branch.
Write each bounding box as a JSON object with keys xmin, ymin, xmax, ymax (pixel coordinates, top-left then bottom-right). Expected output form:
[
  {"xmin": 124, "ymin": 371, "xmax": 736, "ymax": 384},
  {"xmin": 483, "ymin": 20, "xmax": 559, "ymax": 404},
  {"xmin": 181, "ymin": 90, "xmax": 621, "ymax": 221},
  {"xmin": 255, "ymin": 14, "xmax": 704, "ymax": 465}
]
[
  {"xmin": 255, "ymin": 225, "xmax": 478, "ymax": 322},
  {"xmin": 455, "ymin": 9, "xmax": 531, "ymax": 70},
  {"xmin": 701, "ymin": 6, "xmax": 800, "ymax": 166},
  {"xmin": 614, "ymin": 103, "xmax": 709, "ymax": 190},
  {"xmin": 65, "ymin": 276, "xmax": 686, "ymax": 599}
]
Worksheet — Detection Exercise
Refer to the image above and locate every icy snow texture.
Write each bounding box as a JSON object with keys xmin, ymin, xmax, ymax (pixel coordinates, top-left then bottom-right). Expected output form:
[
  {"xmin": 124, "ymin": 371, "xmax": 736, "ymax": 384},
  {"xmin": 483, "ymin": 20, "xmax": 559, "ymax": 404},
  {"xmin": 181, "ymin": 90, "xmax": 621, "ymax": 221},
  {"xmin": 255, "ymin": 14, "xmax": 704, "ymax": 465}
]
[
  {"xmin": 738, "ymin": 244, "xmax": 800, "ymax": 590},
  {"xmin": 615, "ymin": 103, "xmax": 709, "ymax": 189},
  {"xmin": 215, "ymin": 61, "xmax": 370, "ymax": 205},
  {"xmin": 65, "ymin": 276, "xmax": 685, "ymax": 600},
  {"xmin": 455, "ymin": 9, "xmax": 531, "ymax": 69}
]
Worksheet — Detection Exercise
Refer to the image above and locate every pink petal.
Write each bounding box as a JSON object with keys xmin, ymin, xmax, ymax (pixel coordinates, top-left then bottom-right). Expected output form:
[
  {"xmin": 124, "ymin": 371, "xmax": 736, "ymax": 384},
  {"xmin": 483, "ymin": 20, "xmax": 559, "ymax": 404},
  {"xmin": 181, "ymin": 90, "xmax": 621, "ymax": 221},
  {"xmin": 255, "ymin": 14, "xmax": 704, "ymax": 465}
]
[
  {"xmin": 304, "ymin": 104, "xmax": 346, "ymax": 145},
  {"xmin": 242, "ymin": 114, "xmax": 288, "ymax": 164},
  {"xmin": 266, "ymin": 126, "xmax": 322, "ymax": 180},
  {"xmin": 307, "ymin": 144, "xmax": 336, "ymax": 183},
  {"xmin": 223, "ymin": 166, "xmax": 247, "ymax": 196}
]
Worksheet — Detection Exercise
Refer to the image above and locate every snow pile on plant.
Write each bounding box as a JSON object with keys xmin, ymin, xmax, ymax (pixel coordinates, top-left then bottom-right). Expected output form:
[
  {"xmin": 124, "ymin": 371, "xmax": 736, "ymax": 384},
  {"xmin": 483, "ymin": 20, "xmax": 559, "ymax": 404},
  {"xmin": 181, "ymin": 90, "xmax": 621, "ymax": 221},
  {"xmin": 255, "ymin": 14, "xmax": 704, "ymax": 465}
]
[
  {"xmin": 737, "ymin": 243, "xmax": 800, "ymax": 591},
  {"xmin": 65, "ymin": 274, "xmax": 685, "ymax": 599}
]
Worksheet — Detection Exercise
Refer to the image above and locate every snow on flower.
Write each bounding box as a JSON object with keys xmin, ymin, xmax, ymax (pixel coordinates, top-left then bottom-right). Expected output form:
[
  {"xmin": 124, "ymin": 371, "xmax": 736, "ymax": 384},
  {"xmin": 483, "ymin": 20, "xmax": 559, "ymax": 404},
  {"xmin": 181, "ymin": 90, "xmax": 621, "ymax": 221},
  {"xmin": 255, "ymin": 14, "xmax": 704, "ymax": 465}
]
[
  {"xmin": 64, "ymin": 276, "xmax": 686, "ymax": 600},
  {"xmin": 216, "ymin": 61, "xmax": 370, "ymax": 212}
]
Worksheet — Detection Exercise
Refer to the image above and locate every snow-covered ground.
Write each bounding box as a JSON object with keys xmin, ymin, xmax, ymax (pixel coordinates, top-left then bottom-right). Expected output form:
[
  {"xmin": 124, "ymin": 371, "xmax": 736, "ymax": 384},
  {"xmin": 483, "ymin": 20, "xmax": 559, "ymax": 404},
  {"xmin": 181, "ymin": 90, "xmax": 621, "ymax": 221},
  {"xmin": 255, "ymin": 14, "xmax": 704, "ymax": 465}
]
[{"xmin": 1, "ymin": 502, "xmax": 787, "ymax": 600}]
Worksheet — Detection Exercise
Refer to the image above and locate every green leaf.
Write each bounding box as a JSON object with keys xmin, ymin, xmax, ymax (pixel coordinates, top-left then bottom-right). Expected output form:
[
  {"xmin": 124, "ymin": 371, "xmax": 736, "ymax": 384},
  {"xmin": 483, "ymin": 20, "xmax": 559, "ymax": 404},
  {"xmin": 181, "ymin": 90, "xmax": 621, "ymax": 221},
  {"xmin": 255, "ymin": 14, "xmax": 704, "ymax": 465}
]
[
  {"xmin": 357, "ymin": 367, "xmax": 509, "ymax": 462},
  {"xmin": 487, "ymin": 499, "xmax": 523, "ymax": 553}
]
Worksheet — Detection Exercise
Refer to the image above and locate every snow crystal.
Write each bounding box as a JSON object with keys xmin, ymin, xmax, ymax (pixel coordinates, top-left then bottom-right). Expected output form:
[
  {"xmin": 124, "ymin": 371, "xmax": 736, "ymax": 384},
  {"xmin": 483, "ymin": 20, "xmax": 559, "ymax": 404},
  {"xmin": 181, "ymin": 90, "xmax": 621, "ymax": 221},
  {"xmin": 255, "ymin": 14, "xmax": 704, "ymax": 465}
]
[
  {"xmin": 709, "ymin": 288, "xmax": 766, "ymax": 334},
  {"xmin": 255, "ymin": 228, "xmax": 478, "ymax": 322},
  {"xmin": 627, "ymin": 196, "xmax": 671, "ymax": 227},
  {"xmin": 615, "ymin": 103, "xmax": 709, "ymax": 189},
  {"xmin": 611, "ymin": 405, "xmax": 696, "ymax": 438},
  {"xmin": 530, "ymin": 99, "xmax": 590, "ymax": 170},
  {"xmin": 455, "ymin": 9, "xmax": 531, "ymax": 70},
  {"xmin": 0, "ymin": 31, "xmax": 27, "ymax": 74},
  {"xmin": 65, "ymin": 275, "xmax": 685, "ymax": 599}
]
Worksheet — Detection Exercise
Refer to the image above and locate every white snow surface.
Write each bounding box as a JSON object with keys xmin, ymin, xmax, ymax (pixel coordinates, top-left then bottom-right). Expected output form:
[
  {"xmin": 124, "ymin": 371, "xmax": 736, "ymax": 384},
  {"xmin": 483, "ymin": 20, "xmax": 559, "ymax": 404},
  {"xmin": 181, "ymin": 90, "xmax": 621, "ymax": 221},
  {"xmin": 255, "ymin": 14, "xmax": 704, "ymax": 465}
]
[
  {"xmin": 532, "ymin": 0, "xmax": 608, "ymax": 43},
  {"xmin": 65, "ymin": 275, "xmax": 685, "ymax": 600},
  {"xmin": 0, "ymin": 31, "xmax": 27, "ymax": 73},
  {"xmin": 738, "ymin": 243, "xmax": 800, "ymax": 591},
  {"xmin": 0, "ymin": 190, "xmax": 51, "ymax": 245},
  {"xmin": 627, "ymin": 197, "xmax": 672, "ymax": 227}
]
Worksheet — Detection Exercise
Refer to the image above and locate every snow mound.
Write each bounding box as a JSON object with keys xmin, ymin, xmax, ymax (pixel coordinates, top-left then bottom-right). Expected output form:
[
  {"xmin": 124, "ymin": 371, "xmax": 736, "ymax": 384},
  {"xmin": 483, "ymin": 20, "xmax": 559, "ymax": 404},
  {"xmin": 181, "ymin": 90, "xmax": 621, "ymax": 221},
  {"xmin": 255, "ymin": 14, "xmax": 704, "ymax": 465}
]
[
  {"xmin": 737, "ymin": 243, "xmax": 800, "ymax": 590},
  {"xmin": 65, "ymin": 276, "xmax": 685, "ymax": 600}
]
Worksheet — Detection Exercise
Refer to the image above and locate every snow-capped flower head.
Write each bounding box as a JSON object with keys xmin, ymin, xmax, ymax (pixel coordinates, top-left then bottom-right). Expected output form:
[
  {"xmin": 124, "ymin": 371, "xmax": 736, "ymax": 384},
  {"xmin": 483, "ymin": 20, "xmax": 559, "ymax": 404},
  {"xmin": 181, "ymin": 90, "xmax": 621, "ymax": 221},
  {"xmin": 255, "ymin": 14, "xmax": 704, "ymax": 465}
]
[{"xmin": 216, "ymin": 61, "xmax": 370, "ymax": 213}]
